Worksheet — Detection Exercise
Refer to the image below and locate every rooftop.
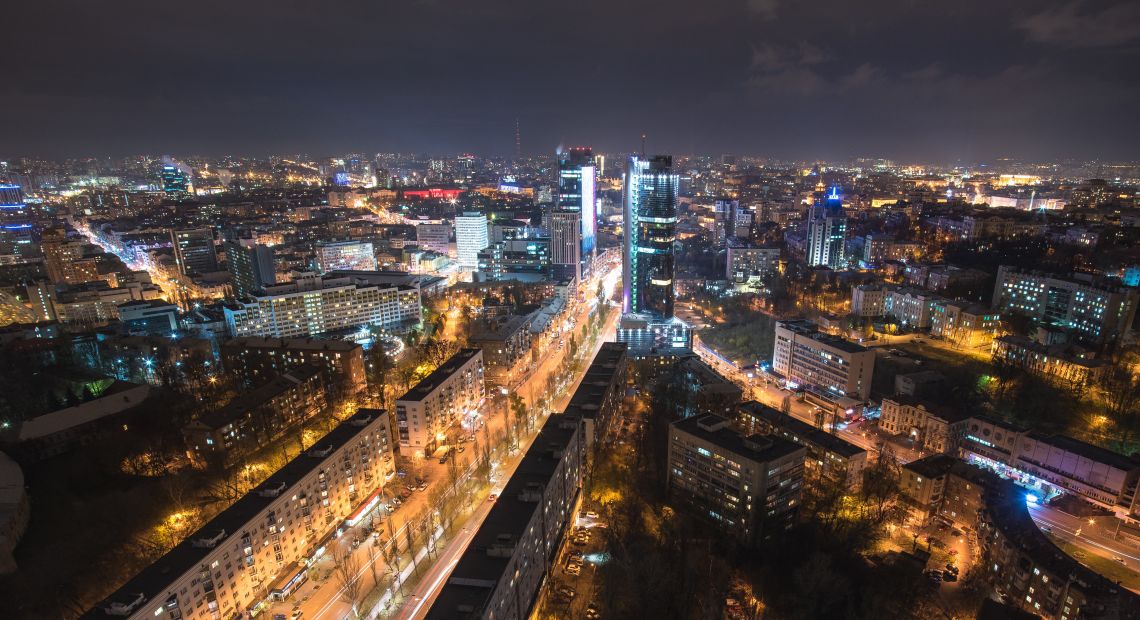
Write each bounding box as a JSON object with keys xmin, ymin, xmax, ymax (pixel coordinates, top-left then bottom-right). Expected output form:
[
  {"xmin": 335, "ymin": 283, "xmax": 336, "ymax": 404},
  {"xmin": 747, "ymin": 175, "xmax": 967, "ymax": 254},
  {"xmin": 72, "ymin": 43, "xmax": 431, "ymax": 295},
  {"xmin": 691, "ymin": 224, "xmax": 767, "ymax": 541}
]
[
  {"xmin": 222, "ymin": 336, "xmax": 361, "ymax": 353},
  {"xmin": 673, "ymin": 414, "xmax": 806, "ymax": 463},
  {"xmin": 196, "ymin": 364, "xmax": 321, "ymax": 430},
  {"xmin": 82, "ymin": 410, "xmax": 387, "ymax": 619},
  {"xmin": 738, "ymin": 401, "xmax": 867, "ymax": 458},
  {"xmin": 427, "ymin": 414, "xmax": 583, "ymax": 619},
  {"xmin": 396, "ymin": 348, "xmax": 483, "ymax": 402}
]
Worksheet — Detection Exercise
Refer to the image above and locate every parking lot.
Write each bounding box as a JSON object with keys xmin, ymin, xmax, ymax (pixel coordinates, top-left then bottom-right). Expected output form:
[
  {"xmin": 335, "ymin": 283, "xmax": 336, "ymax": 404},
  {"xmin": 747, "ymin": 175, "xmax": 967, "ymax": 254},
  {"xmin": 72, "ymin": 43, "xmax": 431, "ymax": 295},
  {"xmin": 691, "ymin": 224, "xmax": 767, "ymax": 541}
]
[{"xmin": 543, "ymin": 511, "xmax": 608, "ymax": 619}]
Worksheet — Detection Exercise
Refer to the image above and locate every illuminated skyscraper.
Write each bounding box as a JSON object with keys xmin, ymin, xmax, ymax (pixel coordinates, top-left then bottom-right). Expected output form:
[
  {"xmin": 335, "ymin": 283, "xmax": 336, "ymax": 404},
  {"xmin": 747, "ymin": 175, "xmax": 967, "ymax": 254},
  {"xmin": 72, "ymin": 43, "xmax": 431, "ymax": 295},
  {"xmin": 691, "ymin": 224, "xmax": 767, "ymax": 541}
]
[
  {"xmin": 618, "ymin": 155, "xmax": 690, "ymax": 356},
  {"xmin": 622, "ymin": 155, "xmax": 677, "ymax": 319},
  {"xmin": 455, "ymin": 212, "xmax": 490, "ymax": 269},
  {"xmin": 552, "ymin": 147, "xmax": 596, "ymax": 281},
  {"xmin": 0, "ymin": 184, "xmax": 33, "ymax": 247},
  {"xmin": 170, "ymin": 227, "xmax": 218, "ymax": 275},
  {"xmin": 226, "ymin": 239, "xmax": 276, "ymax": 298},
  {"xmin": 805, "ymin": 187, "xmax": 847, "ymax": 269},
  {"xmin": 160, "ymin": 164, "xmax": 190, "ymax": 197}
]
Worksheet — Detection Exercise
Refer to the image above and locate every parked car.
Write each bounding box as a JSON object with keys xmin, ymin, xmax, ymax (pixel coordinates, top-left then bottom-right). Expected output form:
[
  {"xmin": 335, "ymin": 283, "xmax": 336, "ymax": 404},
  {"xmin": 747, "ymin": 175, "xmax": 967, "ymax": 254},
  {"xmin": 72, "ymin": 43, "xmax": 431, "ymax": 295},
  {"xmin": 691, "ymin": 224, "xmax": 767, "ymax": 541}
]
[{"xmin": 585, "ymin": 604, "xmax": 601, "ymax": 619}]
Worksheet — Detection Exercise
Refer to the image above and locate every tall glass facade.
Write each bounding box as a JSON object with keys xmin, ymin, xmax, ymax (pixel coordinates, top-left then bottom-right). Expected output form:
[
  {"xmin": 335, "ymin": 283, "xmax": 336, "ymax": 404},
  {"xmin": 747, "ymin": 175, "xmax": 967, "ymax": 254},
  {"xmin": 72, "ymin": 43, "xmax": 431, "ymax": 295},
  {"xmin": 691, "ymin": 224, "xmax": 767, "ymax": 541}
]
[{"xmin": 623, "ymin": 155, "xmax": 678, "ymax": 319}]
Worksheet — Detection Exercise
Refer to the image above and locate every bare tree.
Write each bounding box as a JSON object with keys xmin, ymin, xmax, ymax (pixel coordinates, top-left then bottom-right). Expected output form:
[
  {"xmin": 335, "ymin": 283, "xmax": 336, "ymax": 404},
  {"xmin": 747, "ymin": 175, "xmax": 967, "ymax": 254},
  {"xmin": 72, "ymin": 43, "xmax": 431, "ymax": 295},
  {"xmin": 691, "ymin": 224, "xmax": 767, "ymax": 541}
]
[{"xmin": 333, "ymin": 545, "xmax": 364, "ymax": 620}]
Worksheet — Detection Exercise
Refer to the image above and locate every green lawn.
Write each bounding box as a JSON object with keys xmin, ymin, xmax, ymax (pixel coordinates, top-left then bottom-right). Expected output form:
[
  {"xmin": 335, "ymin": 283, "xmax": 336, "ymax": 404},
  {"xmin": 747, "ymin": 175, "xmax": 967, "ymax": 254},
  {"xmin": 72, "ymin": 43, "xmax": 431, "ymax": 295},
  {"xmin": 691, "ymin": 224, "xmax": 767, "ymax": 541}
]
[{"xmin": 1049, "ymin": 537, "xmax": 1140, "ymax": 591}]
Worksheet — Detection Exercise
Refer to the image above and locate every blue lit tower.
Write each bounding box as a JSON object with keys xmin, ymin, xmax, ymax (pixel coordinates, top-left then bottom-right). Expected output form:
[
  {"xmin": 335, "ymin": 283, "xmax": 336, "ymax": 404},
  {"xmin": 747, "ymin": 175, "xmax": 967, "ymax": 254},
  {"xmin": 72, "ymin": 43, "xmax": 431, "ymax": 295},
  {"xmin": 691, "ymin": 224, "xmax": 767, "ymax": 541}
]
[
  {"xmin": 622, "ymin": 155, "xmax": 678, "ymax": 319},
  {"xmin": 160, "ymin": 164, "xmax": 190, "ymax": 196},
  {"xmin": 0, "ymin": 184, "xmax": 33, "ymax": 242},
  {"xmin": 552, "ymin": 147, "xmax": 596, "ymax": 282},
  {"xmin": 806, "ymin": 186, "xmax": 847, "ymax": 269}
]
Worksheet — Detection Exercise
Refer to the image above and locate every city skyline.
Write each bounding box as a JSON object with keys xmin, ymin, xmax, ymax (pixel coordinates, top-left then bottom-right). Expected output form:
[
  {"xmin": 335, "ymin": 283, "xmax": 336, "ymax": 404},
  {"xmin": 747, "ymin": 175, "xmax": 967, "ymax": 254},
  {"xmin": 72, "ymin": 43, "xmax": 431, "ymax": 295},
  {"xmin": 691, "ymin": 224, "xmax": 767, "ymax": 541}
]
[{"xmin": 3, "ymin": 0, "xmax": 1139, "ymax": 161}]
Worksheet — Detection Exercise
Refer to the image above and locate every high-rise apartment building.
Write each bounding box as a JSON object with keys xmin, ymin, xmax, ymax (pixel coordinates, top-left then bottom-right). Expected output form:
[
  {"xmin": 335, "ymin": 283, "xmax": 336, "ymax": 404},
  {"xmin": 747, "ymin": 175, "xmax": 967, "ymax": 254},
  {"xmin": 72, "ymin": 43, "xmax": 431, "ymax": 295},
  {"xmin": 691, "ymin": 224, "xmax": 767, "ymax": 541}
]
[
  {"xmin": 394, "ymin": 348, "xmax": 485, "ymax": 456},
  {"xmin": 805, "ymin": 188, "xmax": 847, "ymax": 269},
  {"xmin": 83, "ymin": 410, "xmax": 395, "ymax": 620},
  {"xmin": 170, "ymin": 227, "xmax": 218, "ymax": 276},
  {"xmin": 772, "ymin": 320, "xmax": 875, "ymax": 401},
  {"xmin": 315, "ymin": 240, "xmax": 376, "ymax": 273},
  {"xmin": 0, "ymin": 184, "xmax": 32, "ymax": 238},
  {"xmin": 668, "ymin": 415, "xmax": 805, "ymax": 545},
  {"xmin": 455, "ymin": 212, "xmax": 489, "ymax": 269},
  {"xmin": 223, "ymin": 275, "xmax": 422, "ymax": 338},
  {"xmin": 553, "ymin": 147, "xmax": 596, "ymax": 281},
  {"xmin": 991, "ymin": 265, "xmax": 1138, "ymax": 345},
  {"xmin": 416, "ymin": 222, "xmax": 452, "ymax": 256},
  {"xmin": 225, "ymin": 239, "xmax": 276, "ymax": 299}
]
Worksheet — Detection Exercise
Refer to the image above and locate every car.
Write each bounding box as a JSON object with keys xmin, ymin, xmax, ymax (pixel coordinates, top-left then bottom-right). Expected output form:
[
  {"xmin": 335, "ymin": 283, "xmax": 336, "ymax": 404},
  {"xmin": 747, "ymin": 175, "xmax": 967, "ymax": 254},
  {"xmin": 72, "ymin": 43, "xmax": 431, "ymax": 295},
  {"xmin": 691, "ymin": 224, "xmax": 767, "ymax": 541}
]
[
  {"xmin": 556, "ymin": 585, "xmax": 576, "ymax": 599},
  {"xmin": 942, "ymin": 571, "xmax": 957, "ymax": 582},
  {"xmin": 1115, "ymin": 556, "xmax": 1127, "ymax": 565},
  {"xmin": 584, "ymin": 511, "xmax": 599, "ymax": 519},
  {"xmin": 569, "ymin": 551, "xmax": 584, "ymax": 560},
  {"xmin": 926, "ymin": 571, "xmax": 943, "ymax": 583},
  {"xmin": 944, "ymin": 563, "xmax": 958, "ymax": 574},
  {"xmin": 439, "ymin": 455, "xmax": 449, "ymax": 464},
  {"xmin": 585, "ymin": 604, "xmax": 601, "ymax": 619},
  {"xmin": 488, "ymin": 493, "xmax": 498, "ymax": 501},
  {"xmin": 290, "ymin": 611, "xmax": 305, "ymax": 620},
  {"xmin": 458, "ymin": 446, "xmax": 466, "ymax": 453},
  {"xmin": 565, "ymin": 564, "xmax": 581, "ymax": 576},
  {"xmin": 417, "ymin": 483, "xmax": 428, "ymax": 492}
]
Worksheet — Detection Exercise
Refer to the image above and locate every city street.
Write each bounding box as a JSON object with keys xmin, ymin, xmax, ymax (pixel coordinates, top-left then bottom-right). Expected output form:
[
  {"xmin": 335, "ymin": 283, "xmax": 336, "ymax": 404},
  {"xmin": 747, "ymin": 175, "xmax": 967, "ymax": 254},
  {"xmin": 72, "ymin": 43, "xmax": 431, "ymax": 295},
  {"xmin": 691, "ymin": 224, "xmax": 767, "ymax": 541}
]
[{"xmin": 1030, "ymin": 504, "xmax": 1140, "ymax": 593}]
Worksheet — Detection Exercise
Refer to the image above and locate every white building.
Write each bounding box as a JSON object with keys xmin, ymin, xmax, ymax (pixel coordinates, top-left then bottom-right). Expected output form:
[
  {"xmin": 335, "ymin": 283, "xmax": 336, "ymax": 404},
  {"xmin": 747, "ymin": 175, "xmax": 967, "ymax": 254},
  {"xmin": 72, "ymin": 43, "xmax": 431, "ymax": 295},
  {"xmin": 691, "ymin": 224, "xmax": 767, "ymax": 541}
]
[
  {"xmin": 726, "ymin": 245, "xmax": 781, "ymax": 282},
  {"xmin": 223, "ymin": 275, "xmax": 421, "ymax": 338},
  {"xmin": 851, "ymin": 284, "xmax": 886, "ymax": 317},
  {"xmin": 416, "ymin": 223, "xmax": 453, "ymax": 256},
  {"xmin": 81, "ymin": 410, "xmax": 395, "ymax": 620},
  {"xmin": 992, "ymin": 265, "xmax": 1138, "ymax": 344},
  {"xmin": 394, "ymin": 348, "xmax": 485, "ymax": 456},
  {"xmin": 315, "ymin": 240, "xmax": 377, "ymax": 273},
  {"xmin": 455, "ymin": 213, "xmax": 489, "ymax": 269},
  {"xmin": 772, "ymin": 320, "xmax": 874, "ymax": 400}
]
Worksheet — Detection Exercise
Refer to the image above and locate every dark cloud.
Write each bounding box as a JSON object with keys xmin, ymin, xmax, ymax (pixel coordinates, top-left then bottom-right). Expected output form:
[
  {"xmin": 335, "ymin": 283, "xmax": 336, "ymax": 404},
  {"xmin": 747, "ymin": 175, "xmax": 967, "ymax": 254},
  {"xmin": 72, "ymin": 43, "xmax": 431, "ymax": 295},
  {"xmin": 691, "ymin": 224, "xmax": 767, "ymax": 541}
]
[
  {"xmin": 1017, "ymin": 1, "xmax": 1140, "ymax": 48},
  {"xmin": 0, "ymin": 0, "xmax": 1137, "ymax": 161}
]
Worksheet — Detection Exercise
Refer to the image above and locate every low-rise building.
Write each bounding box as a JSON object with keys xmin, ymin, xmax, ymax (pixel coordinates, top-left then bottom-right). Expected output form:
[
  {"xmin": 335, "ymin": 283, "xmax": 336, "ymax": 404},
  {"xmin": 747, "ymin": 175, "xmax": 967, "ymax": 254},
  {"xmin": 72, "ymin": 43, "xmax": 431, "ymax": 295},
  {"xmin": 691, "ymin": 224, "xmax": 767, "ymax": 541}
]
[
  {"xmin": 426, "ymin": 413, "xmax": 584, "ymax": 620},
  {"xmin": 394, "ymin": 348, "xmax": 485, "ymax": 456},
  {"xmin": 737, "ymin": 400, "xmax": 867, "ymax": 490},
  {"xmin": 221, "ymin": 337, "xmax": 367, "ymax": 394},
  {"xmin": 183, "ymin": 365, "xmax": 326, "ymax": 467},
  {"xmin": 899, "ymin": 454, "xmax": 994, "ymax": 527},
  {"xmin": 960, "ymin": 416, "xmax": 1140, "ymax": 511},
  {"xmin": 992, "ymin": 335, "xmax": 1109, "ymax": 386},
  {"xmin": 116, "ymin": 299, "xmax": 180, "ymax": 335},
  {"xmin": 83, "ymin": 409, "xmax": 395, "ymax": 620},
  {"xmin": 668, "ymin": 414, "xmax": 806, "ymax": 545},
  {"xmin": 930, "ymin": 300, "xmax": 1001, "ymax": 347},
  {"xmin": 879, "ymin": 396, "xmax": 970, "ymax": 455}
]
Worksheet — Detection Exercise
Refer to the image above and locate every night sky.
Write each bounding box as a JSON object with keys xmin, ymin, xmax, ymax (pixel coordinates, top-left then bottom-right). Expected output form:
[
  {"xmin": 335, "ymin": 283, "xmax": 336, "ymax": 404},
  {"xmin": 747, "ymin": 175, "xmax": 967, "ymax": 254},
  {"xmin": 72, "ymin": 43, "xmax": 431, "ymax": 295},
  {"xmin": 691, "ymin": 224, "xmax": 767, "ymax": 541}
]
[{"xmin": 4, "ymin": 0, "xmax": 1139, "ymax": 162}]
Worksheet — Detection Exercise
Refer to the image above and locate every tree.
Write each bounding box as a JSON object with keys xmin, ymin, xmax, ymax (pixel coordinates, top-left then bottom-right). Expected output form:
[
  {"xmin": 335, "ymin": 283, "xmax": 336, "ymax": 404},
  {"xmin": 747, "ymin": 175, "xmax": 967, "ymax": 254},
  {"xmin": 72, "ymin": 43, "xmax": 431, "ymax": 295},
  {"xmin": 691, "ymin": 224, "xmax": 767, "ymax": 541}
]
[
  {"xmin": 1101, "ymin": 357, "xmax": 1140, "ymax": 451},
  {"xmin": 332, "ymin": 545, "xmax": 364, "ymax": 620}
]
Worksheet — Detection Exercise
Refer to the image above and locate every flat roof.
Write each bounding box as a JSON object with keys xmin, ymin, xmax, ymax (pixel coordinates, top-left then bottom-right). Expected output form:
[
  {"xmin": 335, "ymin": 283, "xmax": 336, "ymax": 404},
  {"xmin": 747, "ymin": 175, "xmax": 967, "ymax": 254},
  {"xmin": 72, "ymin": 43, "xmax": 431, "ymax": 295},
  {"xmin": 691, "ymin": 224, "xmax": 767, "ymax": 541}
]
[
  {"xmin": 397, "ymin": 349, "xmax": 482, "ymax": 402},
  {"xmin": 984, "ymin": 479, "xmax": 1140, "ymax": 612},
  {"xmin": 82, "ymin": 410, "xmax": 386, "ymax": 619},
  {"xmin": 427, "ymin": 414, "xmax": 582, "ymax": 619},
  {"xmin": 1026, "ymin": 432, "xmax": 1139, "ymax": 472},
  {"xmin": 222, "ymin": 336, "xmax": 361, "ymax": 353},
  {"xmin": 776, "ymin": 320, "xmax": 869, "ymax": 354},
  {"xmin": 197, "ymin": 364, "xmax": 321, "ymax": 430},
  {"xmin": 738, "ymin": 401, "xmax": 866, "ymax": 458},
  {"xmin": 672, "ymin": 414, "xmax": 805, "ymax": 463}
]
